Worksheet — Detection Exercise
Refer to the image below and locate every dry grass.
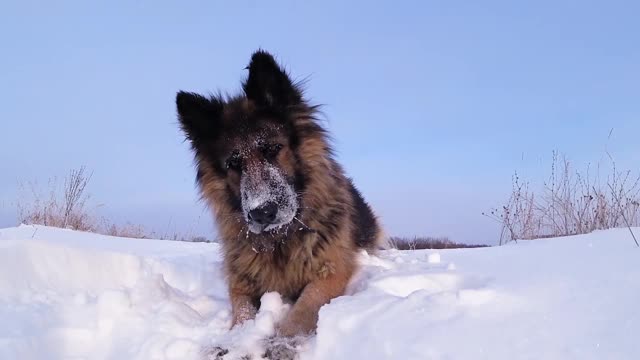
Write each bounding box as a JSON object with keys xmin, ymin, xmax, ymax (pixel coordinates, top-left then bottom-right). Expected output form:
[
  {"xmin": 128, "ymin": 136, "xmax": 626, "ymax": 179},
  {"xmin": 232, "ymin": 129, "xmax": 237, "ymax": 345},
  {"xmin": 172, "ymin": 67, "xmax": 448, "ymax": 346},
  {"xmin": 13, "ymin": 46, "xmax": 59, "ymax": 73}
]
[
  {"xmin": 388, "ymin": 236, "xmax": 488, "ymax": 250},
  {"xmin": 103, "ymin": 222, "xmax": 150, "ymax": 239},
  {"xmin": 18, "ymin": 166, "xmax": 97, "ymax": 232},
  {"xmin": 16, "ymin": 167, "xmax": 214, "ymax": 242},
  {"xmin": 484, "ymin": 151, "xmax": 639, "ymax": 245}
]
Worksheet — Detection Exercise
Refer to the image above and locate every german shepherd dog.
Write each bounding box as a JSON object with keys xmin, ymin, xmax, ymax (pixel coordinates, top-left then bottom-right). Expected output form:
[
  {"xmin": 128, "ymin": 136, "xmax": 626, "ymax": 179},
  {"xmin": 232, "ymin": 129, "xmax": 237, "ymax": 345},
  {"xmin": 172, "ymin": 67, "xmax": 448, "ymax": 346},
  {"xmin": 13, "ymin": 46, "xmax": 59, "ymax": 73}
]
[{"xmin": 176, "ymin": 50, "xmax": 382, "ymax": 342}]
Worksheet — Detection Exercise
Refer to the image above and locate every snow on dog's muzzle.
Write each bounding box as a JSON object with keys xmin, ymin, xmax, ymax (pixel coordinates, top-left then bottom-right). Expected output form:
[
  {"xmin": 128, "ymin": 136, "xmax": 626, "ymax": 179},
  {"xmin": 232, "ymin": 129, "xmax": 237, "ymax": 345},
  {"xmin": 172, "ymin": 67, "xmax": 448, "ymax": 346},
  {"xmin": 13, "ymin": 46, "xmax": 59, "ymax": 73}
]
[{"xmin": 241, "ymin": 164, "xmax": 298, "ymax": 234}]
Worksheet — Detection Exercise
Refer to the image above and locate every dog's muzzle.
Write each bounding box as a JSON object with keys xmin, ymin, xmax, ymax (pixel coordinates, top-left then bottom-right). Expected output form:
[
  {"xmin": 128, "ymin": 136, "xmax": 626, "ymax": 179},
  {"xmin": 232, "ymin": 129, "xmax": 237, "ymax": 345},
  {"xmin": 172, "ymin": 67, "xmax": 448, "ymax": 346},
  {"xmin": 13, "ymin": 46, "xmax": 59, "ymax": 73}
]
[{"xmin": 241, "ymin": 164, "xmax": 298, "ymax": 234}]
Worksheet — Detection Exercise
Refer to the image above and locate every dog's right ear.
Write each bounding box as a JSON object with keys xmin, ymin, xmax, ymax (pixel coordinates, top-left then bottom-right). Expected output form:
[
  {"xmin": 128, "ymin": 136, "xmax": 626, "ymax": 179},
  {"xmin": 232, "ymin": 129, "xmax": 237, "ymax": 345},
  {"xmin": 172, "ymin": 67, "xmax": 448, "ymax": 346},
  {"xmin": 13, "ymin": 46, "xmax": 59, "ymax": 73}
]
[
  {"xmin": 243, "ymin": 50, "xmax": 302, "ymax": 109},
  {"xmin": 176, "ymin": 91, "xmax": 222, "ymax": 143}
]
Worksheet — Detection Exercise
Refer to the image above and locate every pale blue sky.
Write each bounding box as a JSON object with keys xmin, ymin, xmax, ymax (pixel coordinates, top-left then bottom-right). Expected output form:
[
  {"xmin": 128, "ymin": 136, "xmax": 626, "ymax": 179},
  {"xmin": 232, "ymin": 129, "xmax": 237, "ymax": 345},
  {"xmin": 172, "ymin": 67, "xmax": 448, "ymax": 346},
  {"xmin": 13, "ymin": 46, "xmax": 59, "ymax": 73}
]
[{"xmin": 1, "ymin": 0, "xmax": 639, "ymax": 244}]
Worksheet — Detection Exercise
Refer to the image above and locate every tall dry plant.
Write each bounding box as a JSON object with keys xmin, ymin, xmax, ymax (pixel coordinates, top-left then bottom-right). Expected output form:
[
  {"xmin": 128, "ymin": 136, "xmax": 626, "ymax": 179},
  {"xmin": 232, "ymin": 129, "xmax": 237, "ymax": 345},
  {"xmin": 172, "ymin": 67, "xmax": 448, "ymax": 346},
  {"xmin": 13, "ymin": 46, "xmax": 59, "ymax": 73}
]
[
  {"xmin": 18, "ymin": 166, "xmax": 95, "ymax": 232},
  {"xmin": 62, "ymin": 166, "xmax": 92, "ymax": 228},
  {"xmin": 484, "ymin": 151, "xmax": 639, "ymax": 245}
]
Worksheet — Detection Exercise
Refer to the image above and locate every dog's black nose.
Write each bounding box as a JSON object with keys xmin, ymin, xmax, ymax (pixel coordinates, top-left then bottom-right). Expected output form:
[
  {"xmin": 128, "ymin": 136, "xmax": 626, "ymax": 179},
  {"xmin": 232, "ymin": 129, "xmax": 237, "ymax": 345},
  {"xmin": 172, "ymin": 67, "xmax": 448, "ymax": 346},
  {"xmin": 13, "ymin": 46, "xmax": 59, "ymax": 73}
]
[{"xmin": 248, "ymin": 202, "xmax": 278, "ymax": 225}]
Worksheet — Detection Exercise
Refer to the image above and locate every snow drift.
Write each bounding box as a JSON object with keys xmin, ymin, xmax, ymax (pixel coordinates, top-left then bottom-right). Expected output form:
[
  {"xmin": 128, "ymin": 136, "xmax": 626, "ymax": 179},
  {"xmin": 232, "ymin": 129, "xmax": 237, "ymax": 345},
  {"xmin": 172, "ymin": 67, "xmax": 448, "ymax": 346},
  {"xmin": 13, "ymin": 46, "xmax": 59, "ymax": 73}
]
[{"xmin": 1, "ymin": 225, "xmax": 639, "ymax": 359}]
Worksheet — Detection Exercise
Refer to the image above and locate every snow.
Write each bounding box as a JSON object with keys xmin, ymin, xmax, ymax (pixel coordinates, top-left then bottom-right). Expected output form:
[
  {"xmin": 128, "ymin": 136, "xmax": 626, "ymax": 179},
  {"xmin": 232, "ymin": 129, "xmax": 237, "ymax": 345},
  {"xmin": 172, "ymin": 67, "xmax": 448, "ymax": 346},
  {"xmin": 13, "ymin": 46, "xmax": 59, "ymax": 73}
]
[
  {"xmin": 241, "ymin": 163, "xmax": 298, "ymax": 235},
  {"xmin": 1, "ymin": 225, "xmax": 639, "ymax": 359}
]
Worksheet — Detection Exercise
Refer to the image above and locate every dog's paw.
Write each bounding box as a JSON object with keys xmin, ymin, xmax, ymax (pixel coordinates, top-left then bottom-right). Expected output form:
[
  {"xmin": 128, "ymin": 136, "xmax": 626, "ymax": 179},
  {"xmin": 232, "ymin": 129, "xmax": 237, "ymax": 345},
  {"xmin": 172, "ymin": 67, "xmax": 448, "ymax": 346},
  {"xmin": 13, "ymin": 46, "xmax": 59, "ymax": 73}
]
[
  {"xmin": 262, "ymin": 343, "xmax": 297, "ymax": 360},
  {"xmin": 261, "ymin": 336, "xmax": 305, "ymax": 360},
  {"xmin": 206, "ymin": 346, "xmax": 253, "ymax": 360},
  {"xmin": 207, "ymin": 346, "xmax": 251, "ymax": 360},
  {"xmin": 205, "ymin": 346, "xmax": 229, "ymax": 360}
]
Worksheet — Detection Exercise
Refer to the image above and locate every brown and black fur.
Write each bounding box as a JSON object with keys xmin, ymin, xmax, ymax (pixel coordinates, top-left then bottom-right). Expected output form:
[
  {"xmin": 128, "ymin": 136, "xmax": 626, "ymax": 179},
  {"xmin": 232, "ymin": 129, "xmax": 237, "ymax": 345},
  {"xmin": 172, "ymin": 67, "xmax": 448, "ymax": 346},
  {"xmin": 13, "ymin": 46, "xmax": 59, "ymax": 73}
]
[{"xmin": 176, "ymin": 50, "xmax": 381, "ymax": 337}]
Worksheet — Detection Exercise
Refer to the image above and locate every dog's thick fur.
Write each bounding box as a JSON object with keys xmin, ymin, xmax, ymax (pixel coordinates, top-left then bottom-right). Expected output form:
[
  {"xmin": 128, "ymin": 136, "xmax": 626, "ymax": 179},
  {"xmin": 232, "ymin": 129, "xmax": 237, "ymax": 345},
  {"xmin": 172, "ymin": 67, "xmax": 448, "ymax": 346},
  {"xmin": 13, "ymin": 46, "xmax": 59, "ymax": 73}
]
[{"xmin": 176, "ymin": 50, "xmax": 381, "ymax": 337}]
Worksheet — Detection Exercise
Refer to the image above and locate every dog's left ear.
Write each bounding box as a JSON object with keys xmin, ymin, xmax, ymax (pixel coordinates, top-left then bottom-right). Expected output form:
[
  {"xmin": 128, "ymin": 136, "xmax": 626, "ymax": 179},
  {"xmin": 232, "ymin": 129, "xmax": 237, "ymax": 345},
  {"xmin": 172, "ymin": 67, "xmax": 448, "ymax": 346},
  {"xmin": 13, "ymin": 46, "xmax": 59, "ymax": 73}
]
[{"xmin": 243, "ymin": 50, "xmax": 302, "ymax": 108}]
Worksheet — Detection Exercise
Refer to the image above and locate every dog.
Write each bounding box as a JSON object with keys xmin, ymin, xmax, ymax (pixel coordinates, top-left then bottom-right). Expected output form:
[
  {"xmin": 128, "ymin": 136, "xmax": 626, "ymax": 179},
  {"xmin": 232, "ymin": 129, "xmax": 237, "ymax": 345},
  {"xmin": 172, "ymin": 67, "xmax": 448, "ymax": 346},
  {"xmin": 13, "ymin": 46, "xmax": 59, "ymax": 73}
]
[{"xmin": 176, "ymin": 50, "xmax": 382, "ymax": 339}]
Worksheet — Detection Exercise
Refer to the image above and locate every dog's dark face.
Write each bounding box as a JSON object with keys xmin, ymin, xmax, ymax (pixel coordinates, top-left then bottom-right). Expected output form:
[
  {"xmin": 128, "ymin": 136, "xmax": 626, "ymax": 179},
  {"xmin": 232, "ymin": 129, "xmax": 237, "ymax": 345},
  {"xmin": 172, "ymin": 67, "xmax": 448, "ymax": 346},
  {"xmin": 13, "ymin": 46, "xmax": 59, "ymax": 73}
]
[{"xmin": 177, "ymin": 51, "xmax": 306, "ymax": 234}]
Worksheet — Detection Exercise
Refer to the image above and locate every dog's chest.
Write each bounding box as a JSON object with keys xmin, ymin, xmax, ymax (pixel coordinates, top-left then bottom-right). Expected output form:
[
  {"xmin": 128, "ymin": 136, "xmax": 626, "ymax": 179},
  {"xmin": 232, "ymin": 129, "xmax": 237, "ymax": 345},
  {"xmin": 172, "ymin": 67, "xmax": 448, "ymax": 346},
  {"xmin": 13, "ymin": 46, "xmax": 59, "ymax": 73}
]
[{"xmin": 231, "ymin": 234, "xmax": 330, "ymax": 299}]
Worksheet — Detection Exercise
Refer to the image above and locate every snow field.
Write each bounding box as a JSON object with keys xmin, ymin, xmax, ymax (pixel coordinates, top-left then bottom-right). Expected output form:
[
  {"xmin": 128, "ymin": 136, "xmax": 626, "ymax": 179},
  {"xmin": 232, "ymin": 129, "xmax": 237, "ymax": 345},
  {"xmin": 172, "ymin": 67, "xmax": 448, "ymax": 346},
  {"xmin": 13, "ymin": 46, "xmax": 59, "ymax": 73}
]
[{"xmin": 1, "ymin": 225, "xmax": 639, "ymax": 359}]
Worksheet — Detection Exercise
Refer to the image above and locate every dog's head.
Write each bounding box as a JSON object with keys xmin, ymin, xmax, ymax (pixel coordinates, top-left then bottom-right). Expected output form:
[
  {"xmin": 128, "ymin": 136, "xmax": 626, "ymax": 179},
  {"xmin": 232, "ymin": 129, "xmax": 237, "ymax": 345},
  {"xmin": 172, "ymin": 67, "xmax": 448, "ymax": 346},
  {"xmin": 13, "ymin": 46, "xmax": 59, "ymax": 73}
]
[{"xmin": 177, "ymin": 50, "xmax": 309, "ymax": 234}]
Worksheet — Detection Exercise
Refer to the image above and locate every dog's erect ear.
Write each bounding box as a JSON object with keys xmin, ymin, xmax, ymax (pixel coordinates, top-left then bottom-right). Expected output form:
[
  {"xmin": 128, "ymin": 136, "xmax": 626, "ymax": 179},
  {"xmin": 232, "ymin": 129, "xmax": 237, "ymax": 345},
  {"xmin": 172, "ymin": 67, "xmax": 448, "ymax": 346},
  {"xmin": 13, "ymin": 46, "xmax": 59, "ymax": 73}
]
[
  {"xmin": 243, "ymin": 50, "xmax": 302, "ymax": 108},
  {"xmin": 176, "ymin": 91, "xmax": 222, "ymax": 143}
]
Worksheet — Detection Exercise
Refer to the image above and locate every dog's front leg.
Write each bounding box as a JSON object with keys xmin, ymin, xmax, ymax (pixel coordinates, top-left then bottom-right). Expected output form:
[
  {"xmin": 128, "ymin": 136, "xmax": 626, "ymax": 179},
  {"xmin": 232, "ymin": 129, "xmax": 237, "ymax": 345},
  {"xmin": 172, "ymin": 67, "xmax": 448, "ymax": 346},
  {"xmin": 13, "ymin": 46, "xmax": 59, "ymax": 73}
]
[
  {"xmin": 229, "ymin": 287, "xmax": 258, "ymax": 329},
  {"xmin": 276, "ymin": 271, "xmax": 350, "ymax": 337}
]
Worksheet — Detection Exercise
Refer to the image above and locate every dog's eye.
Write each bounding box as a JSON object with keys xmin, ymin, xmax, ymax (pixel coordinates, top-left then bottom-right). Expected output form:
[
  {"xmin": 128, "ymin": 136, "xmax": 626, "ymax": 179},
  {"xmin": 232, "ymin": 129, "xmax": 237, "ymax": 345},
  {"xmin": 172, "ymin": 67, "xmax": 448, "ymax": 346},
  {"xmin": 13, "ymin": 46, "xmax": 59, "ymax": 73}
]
[
  {"xmin": 225, "ymin": 154, "xmax": 242, "ymax": 171},
  {"xmin": 262, "ymin": 143, "xmax": 283, "ymax": 159}
]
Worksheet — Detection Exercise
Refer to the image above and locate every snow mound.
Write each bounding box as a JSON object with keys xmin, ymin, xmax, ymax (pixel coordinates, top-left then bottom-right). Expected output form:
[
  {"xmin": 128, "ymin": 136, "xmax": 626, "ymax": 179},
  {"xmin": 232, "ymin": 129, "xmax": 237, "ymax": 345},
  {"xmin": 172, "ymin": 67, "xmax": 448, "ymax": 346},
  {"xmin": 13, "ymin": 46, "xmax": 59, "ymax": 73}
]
[{"xmin": 1, "ymin": 225, "xmax": 640, "ymax": 359}]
